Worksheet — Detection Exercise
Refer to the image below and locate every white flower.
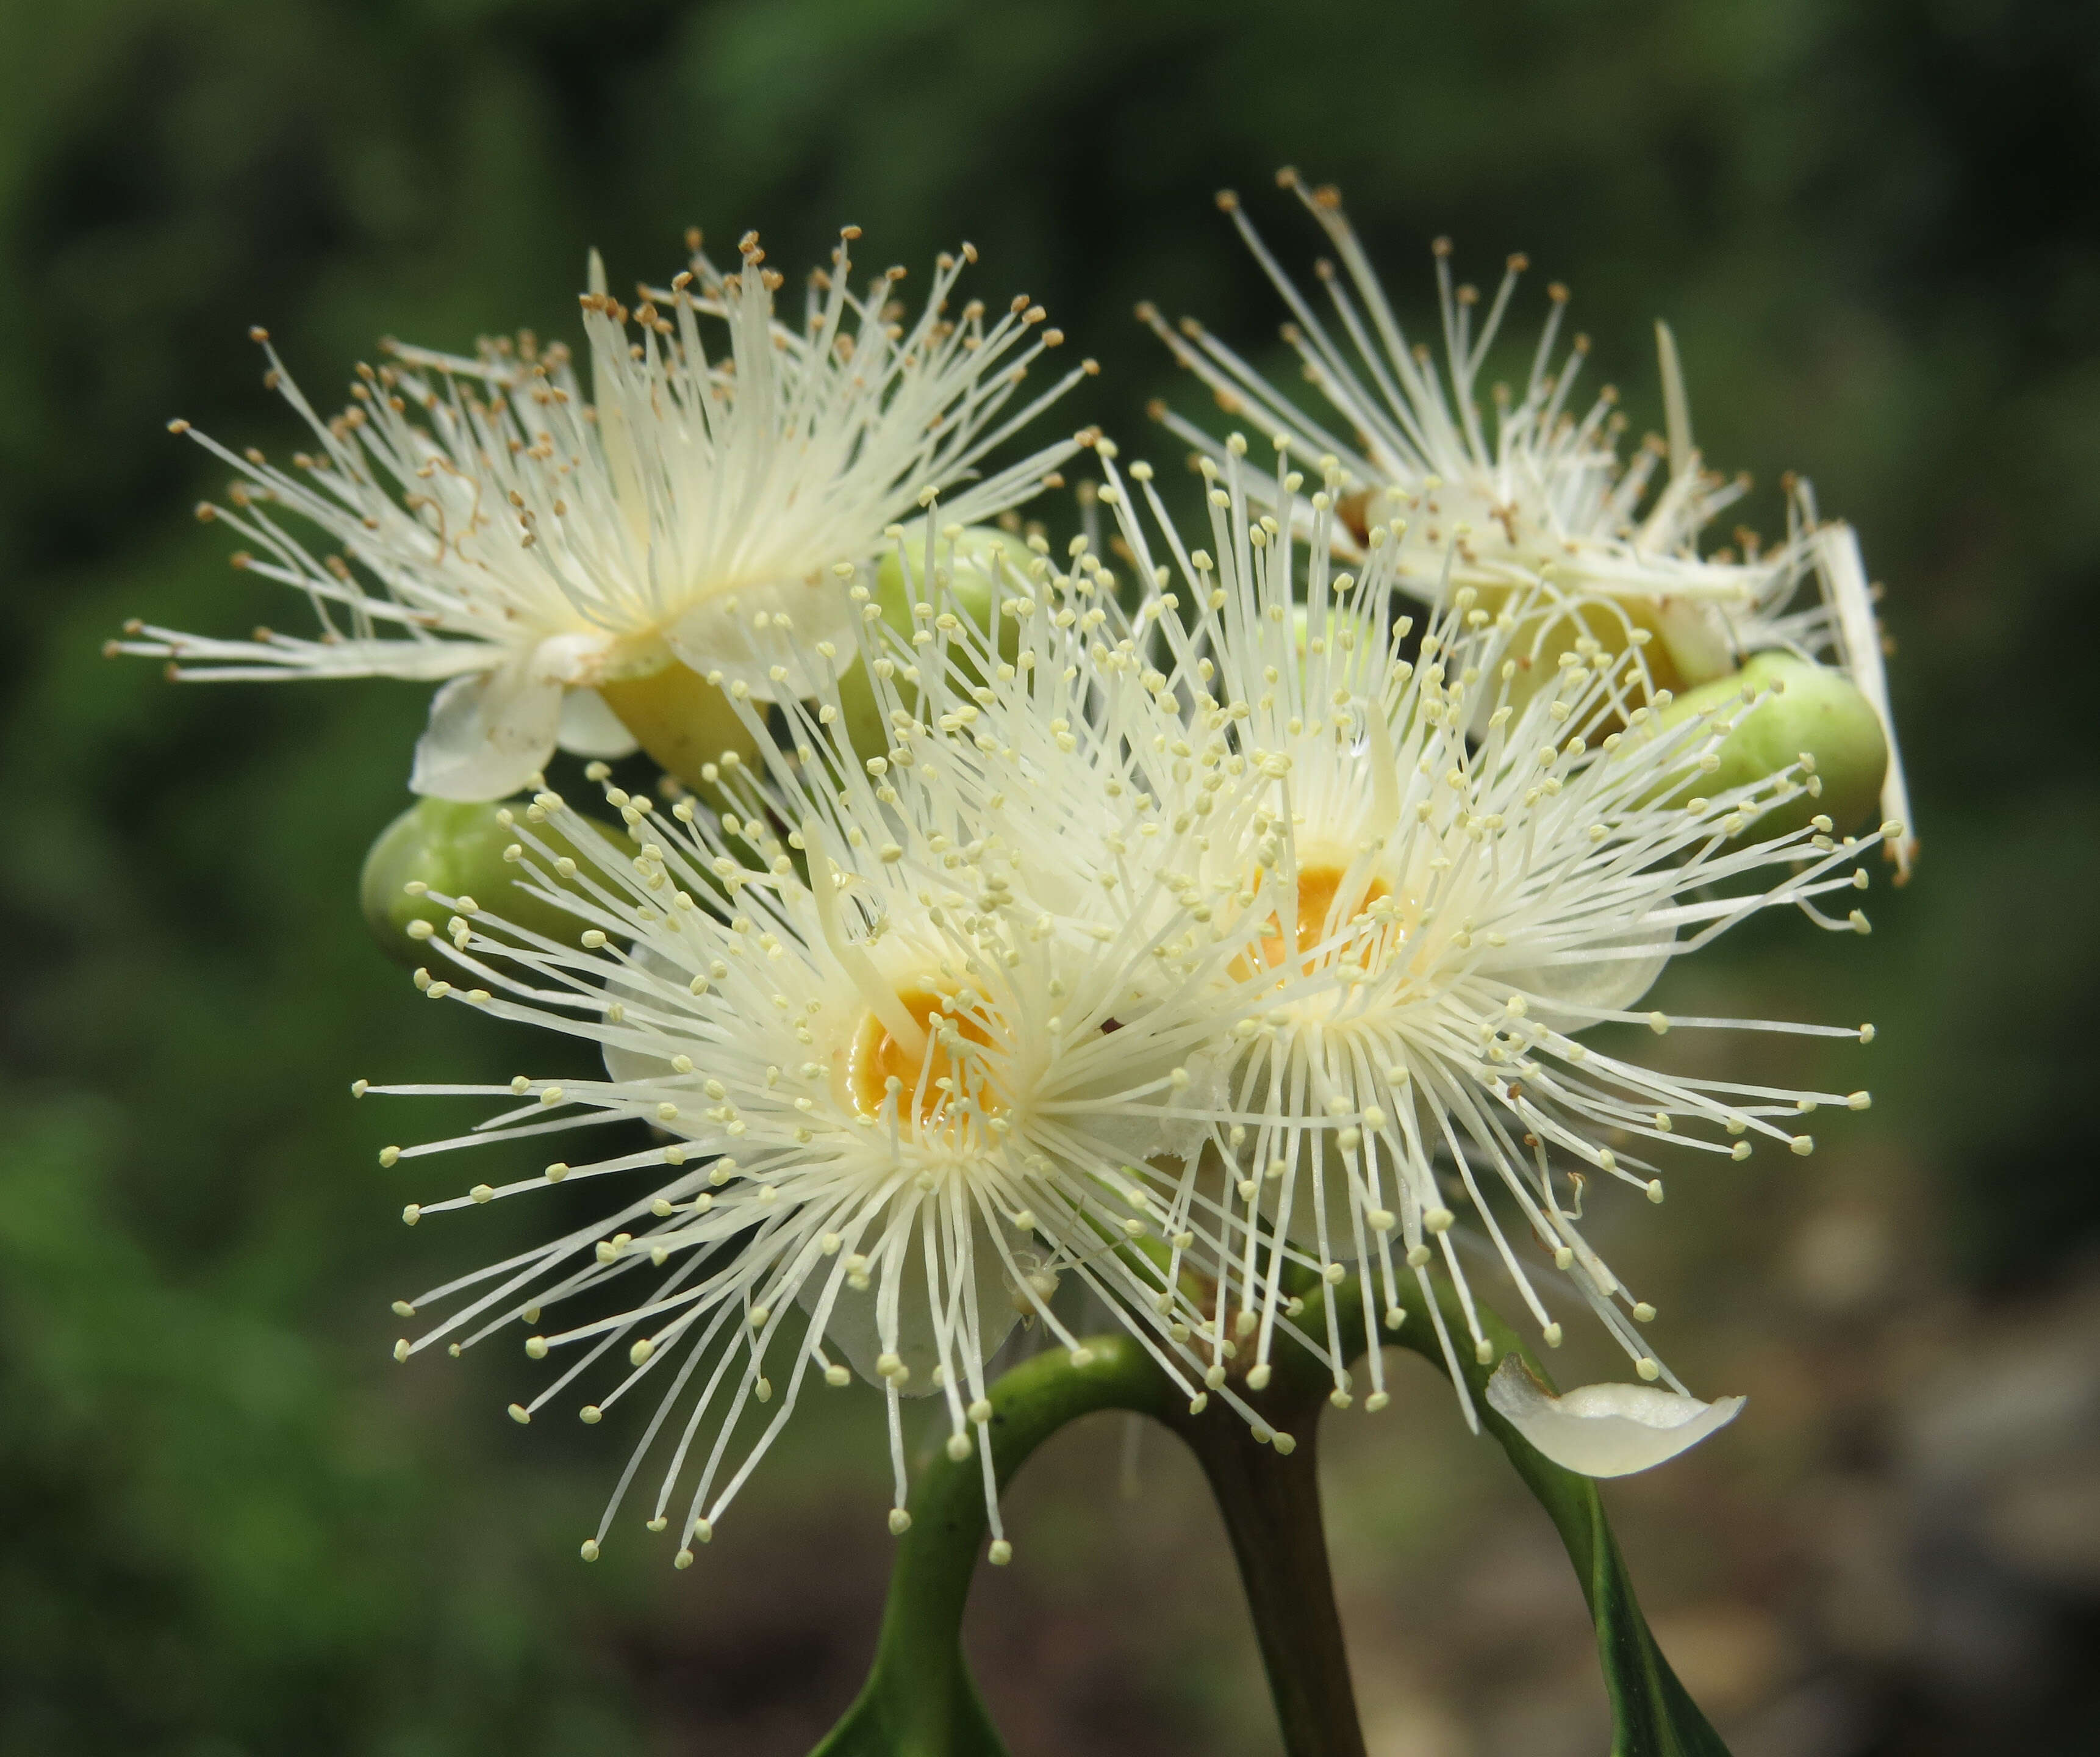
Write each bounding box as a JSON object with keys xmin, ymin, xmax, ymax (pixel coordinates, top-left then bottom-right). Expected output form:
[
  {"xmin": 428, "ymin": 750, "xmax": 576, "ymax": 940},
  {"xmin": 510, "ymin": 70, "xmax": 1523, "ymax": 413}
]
[
  {"xmin": 365, "ymin": 517, "xmax": 1291, "ymax": 1564},
  {"xmin": 1486, "ymin": 1355, "xmax": 1744, "ymax": 1477},
  {"xmin": 1143, "ymin": 172, "xmax": 1913, "ymax": 874},
  {"xmin": 116, "ymin": 228, "xmax": 1091, "ymax": 800},
  {"xmin": 1095, "ymin": 440, "xmax": 1897, "ymax": 1430}
]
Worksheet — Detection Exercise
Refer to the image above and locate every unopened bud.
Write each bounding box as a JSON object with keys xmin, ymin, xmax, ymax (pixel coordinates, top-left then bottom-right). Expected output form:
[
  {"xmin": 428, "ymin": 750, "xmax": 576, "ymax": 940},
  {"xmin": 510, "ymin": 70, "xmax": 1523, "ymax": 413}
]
[
  {"xmin": 840, "ymin": 522, "xmax": 1033, "ymax": 760},
  {"xmin": 1660, "ymin": 653, "xmax": 1887, "ymax": 837},
  {"xmin": 360, "ymin": 798, "xmax": 622, "ymax": 967}
]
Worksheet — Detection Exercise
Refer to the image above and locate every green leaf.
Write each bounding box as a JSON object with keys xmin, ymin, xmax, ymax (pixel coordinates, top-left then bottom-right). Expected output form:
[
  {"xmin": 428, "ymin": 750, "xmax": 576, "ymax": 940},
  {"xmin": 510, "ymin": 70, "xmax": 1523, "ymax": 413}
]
[{"xmin": 1586, "ymin": 1499, "xmax": 1733, "ymax": 1757}]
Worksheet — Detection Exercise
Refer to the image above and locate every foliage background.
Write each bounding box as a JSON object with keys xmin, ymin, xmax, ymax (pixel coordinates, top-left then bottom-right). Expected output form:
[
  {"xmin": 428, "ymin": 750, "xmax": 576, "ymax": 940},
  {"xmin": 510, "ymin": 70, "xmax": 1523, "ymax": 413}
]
[{"xmin": 4, "ymin": 2, "xmax": 2098, "ymax": 1753}]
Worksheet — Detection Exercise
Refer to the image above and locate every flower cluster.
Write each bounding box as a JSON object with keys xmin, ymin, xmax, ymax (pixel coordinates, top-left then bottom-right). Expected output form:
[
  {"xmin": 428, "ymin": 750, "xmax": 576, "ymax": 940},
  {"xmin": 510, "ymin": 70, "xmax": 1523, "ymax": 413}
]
[{"xmin": 122, "ymin": 192, "xmax": 1906, "ymax": 1561}]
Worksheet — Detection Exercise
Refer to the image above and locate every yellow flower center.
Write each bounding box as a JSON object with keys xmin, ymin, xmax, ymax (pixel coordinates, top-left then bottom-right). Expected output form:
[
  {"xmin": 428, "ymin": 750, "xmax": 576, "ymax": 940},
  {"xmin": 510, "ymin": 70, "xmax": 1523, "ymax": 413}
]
[
  {"xmin": 1242, "ymin": 863, "xmax": 1392, "ymax": 977},
  {"xmin": 844, "ymin": 988, "xmax": 1003, "ymax": 1130}
]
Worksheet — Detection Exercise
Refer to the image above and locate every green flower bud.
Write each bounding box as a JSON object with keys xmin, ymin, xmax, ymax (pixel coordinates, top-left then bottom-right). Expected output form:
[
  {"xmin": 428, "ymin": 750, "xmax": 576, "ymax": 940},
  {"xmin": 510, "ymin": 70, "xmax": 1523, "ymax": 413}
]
[
  {"xmin": 1661, "ymin": 651, "xmax": 1888, "ymax": 837},
  {"xmin": 360, "ymin": 798, "xmax": 620, "ymax": 967},
  {"xmin": 840, "ymin": 522, "xmax": 1033, "ymax": 761}
]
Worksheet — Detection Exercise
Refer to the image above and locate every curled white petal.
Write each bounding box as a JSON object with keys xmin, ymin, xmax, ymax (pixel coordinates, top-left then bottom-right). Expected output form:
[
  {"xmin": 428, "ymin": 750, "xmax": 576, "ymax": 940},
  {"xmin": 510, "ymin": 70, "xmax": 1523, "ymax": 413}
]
[
  {"xmin": 1487, "ymin": 1356, "xmax": 1744, "ymax": 1478},
  {"xmin": 409, "ymin": 666, "xmax": 564, "ymax": 800}
]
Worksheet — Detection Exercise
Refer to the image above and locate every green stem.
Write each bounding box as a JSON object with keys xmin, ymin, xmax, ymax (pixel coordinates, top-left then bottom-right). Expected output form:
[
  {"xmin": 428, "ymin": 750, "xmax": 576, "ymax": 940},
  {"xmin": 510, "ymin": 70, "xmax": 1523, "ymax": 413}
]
[
  {"xmin": 812, "ymin": 1337, "xmax": 1177, "ymax": 1757},
  {"xmin": 1174, "ymin": 1393, "xmax": 1365, "ymax": 1757},
  {"xmin": 815, "ymin": 1267, "xmax": 1728, "ymax": 1757}
]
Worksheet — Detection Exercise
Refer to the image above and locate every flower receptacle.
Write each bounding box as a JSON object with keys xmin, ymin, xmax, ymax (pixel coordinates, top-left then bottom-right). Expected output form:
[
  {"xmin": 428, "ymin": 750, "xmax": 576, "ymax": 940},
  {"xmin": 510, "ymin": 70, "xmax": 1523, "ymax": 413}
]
[{"xmin": 595, "ymin": 663, "xmax": 762, "ymax": 797}]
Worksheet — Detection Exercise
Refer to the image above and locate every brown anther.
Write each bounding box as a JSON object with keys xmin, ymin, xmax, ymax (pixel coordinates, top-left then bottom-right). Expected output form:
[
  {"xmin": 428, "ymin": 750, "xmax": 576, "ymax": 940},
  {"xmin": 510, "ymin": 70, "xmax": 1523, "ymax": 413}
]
[
  {"xmin": 166, "ymin": 418, "xmax": 190, "ymax": 434},
  {"xmin": 1216, "ymin": 189, "xmax": 1240, "ymax": 211},
  {"xmin": 1548, "ymin": 281, "xmax": 1570, "ymax": 303},
  {"xmin": 248, "ymin": 325, "xmax": 270, "ymax": 343},
  {"xmin": 1312, "ymin": 184, "xmax": 1342, "ymax": 209},
  {"xmin": 1507, "ymin": 252, "xmax": 1530, "ymax": 273},
  {"xmin": 1431, "ymin": 236, "xmax": 1453, "ymax": 258},
  {"xmin": 1275, "ymin": 165, "xmax": 1299, "ymax": 187}
]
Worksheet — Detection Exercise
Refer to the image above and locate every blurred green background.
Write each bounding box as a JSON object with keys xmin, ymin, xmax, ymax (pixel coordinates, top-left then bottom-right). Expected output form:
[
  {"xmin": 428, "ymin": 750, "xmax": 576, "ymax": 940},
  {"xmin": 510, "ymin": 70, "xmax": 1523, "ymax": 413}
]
[{"xmin": 4, "ymin": 2, "xmax": 2098, "ymax": 1753}]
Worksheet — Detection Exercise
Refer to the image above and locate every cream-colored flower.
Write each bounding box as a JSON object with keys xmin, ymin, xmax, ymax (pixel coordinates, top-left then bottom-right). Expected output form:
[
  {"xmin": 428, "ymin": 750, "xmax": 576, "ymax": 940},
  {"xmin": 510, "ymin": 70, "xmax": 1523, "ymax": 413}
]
[
  {"xmin": 116, "ymin": 229, "xmax": 1089, "ymax": 799},
  {"xmin": 367, "ymin": 518, "xmax": 1295, "ymax": 1564},
  {"xmin": 1094, "ymin": 439, "xmax": 1896, "ymax": 1442},
  {"xmin": 1144, "ymin": 171, "xmax": 1913, "ymax": 874}
]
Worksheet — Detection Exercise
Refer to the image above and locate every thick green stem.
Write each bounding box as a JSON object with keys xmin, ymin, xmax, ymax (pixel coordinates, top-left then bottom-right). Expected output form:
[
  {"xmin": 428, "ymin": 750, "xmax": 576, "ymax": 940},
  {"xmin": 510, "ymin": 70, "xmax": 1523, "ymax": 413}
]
[{"xmin": 812, "ymin": 1337, "xmax": 1178, "ymax": 1757}]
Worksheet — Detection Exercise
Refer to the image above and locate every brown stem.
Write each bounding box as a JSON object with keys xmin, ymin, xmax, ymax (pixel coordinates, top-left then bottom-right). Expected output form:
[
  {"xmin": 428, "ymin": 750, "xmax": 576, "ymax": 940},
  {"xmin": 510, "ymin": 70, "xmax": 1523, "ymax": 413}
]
[{"xmin": 1174, "ymin": 1393, "xmax": 1365, "ymax": 1757}]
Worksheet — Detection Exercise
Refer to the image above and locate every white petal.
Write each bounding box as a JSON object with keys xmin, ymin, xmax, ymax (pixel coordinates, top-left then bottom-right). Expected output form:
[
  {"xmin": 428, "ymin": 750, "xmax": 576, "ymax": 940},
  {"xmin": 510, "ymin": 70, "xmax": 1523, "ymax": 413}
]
[
  {"xmin": 1652, "ymin": 595, "xmax": 1736, "ymax": 687},
  {"xmin": 1503, "ymin": 927, "xmax": 1674, "ymax": 1023},
  {"xmin": 664, "ymin": 582, "xmax": 856, "ymax": 701},
  {"xmin": 802, "ymin": 1203, "xmax": 1030, "ymax": 1396},
  {"xmin": 1812, "ymin": 520, "xmax": 1915, "ymax": 877},
  {"xmin": 408, "ymin": 666, "xmax": 564, "ymax": 801},
  {"xmin": 602, "ymin": 946, "xmax": 684, "ymax": 1086},
  {"xmin": 555, "ymin": 687, "xmax": 641, "ymax": 760},
  {"xmin": 1487, "ymin": 1355, "xmax": 1744, "ymax": 1478}
]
